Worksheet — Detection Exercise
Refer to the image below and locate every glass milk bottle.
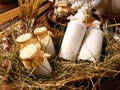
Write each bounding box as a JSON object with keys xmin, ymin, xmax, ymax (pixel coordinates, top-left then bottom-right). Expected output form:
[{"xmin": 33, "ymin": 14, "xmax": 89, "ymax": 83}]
[
  {"xmin": 78, "ymin": 20, "xmax": 103, "ymax": 62},
  {"xmin": 19, "ymin": 44, "xmax": 52, "ymax": 77},
  {"xmin": 34, "ymin": 27, "xmax": 55, "ymax": 55},
  {"xmin": 59, "ymin": 19, "xmax": 87, "ymax": 60}
]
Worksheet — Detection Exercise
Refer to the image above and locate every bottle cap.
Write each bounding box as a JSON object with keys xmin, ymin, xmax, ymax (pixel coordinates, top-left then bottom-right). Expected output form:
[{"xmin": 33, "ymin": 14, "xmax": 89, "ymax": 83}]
[
  {"xmin": 20, "ymin": 44, "xmax": 38, "ymax": 60},
  {"xmin": 34, "ymin": 27, "xmax": 47, "ymax": 35},
  {"xmin": 16, "ymin": 33, "xmax": 32, "ymax": 43}
]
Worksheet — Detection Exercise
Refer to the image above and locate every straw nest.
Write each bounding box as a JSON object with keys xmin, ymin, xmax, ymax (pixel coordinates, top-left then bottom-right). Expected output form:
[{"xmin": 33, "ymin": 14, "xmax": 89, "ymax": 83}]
[
  {"xmin": 0, "ymin": 1, "xmax": 120, "ymax": 90},
  {"xmin": 0, "ymin": 18, "xmax": 120, "ymax": 90}
]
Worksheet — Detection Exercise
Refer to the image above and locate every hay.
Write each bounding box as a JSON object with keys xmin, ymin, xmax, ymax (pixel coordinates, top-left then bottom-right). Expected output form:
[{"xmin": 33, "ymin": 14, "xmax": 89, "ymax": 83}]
[
  {"xmin": 0, "ymin": 0, "xmax": 120, "ymax": 89},
  {"xmin": 0, "ymin": 20, "xmax": 120, "ymax": 90}
]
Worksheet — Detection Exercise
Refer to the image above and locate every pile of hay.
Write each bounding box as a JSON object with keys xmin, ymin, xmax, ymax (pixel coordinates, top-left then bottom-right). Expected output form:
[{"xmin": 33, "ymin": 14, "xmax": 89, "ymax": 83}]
[
  {"xmin": 0, "ymin": 0, "xmax": 120, "ymax": 89},
  {"xmin": 0, "ymin": 19, "xmax": 120, "ymax": 90}
]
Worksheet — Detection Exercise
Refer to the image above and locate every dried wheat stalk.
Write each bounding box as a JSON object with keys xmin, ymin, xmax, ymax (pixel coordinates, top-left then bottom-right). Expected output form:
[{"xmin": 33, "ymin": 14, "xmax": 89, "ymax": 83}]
[{"xmin": 18, "ymin": 0, "xmax": 43, "ymax": 32}]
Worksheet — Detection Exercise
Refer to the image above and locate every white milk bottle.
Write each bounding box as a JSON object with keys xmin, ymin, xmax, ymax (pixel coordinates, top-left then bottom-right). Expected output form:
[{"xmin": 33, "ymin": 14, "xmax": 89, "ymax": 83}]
[
  {"xmin": 78, "ymin": 20, "xmax": 103, "ymax": 62},
  {"xmin": 20, "ymin": 44, "xmax": 52, "ymax": 77},
  {"xmin": 59, "ymin": 8, "xmax": 87, "ymax": 60},
  {"xmin": 34, "ymin": 27, "xmax": 55, "ymax": 55}
]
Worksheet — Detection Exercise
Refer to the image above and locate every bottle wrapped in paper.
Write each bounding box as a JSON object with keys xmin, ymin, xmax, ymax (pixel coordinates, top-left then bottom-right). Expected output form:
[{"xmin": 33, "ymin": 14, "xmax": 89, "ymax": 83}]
[
  {"xmin": 20, "ymin": 44, "xmax": 52, "ymax": 77},
  {"xmin": 34, "ymin": 27, "xmax": 55, "ymax": 55},
  {"xmin": 78, "ymin": 20, "xmax": 103, "ymax": 62},
  {"xmin": 59, "ymin": 7, "xmax": 88, "ymax": 60},
  {"xmin": 59, "ymin": 20, "xmax": 86, "ymax": 60}
]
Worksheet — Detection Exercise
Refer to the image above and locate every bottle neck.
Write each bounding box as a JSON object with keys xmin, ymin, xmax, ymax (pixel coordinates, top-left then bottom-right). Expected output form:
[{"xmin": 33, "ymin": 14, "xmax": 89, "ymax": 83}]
[
  {"xmin": 90, "ymin": 20, "xmax": 101, "ymax": 29},
  {"xmin": 74, "ymin": 7, "xmax": 89, "ymax": 21},
  {"xmin": 91, "ymin": 24, "xmax": 100, "ymax": 29}
]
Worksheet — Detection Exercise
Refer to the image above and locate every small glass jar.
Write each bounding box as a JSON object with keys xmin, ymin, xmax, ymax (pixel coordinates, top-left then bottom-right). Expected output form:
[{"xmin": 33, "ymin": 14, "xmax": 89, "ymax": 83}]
[
  {"xmin": 34, "ymin": 27, "xmax": 55, "ymax": 55},
  {"xmin": 20, "ymin": 44, "xmax": 52, "ymax": 76}
]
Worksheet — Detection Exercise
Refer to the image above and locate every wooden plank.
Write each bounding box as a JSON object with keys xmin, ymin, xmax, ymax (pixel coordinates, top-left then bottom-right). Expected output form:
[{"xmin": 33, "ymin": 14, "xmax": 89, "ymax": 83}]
[
  {"xmin": 41, "ymin": 0, "xmax": 48, "ymax": 5},
  {"xmin": 0, "ymin": 4, "xmax": 18, "ymax": 14},
  {"xmin": 0, "ymin": 0, "xmax": 49, "ymax": 25},
  {"xmin": 38, "ymin": 3, "xmax": 50, "ymax": 16},
  {"xmin": 0, "ymin": 7, "xmax": 19, "ymax": 25}
]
